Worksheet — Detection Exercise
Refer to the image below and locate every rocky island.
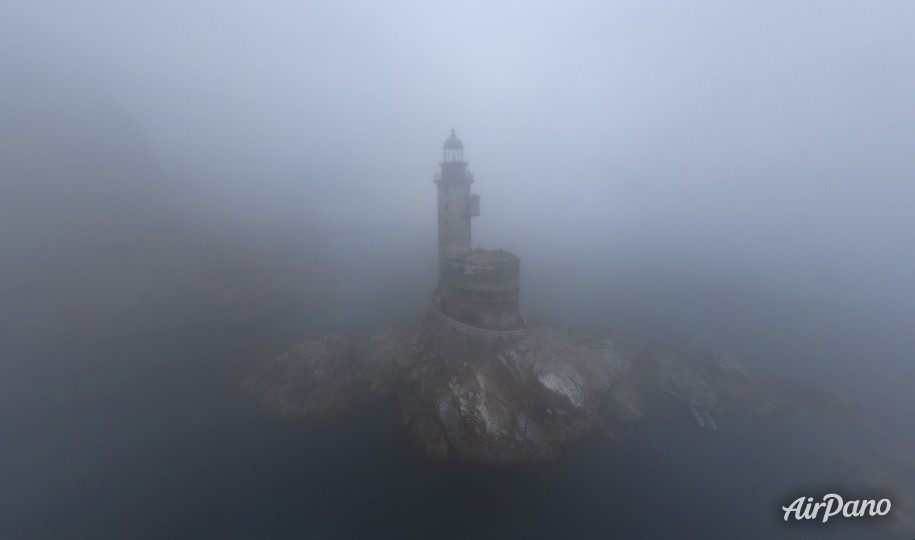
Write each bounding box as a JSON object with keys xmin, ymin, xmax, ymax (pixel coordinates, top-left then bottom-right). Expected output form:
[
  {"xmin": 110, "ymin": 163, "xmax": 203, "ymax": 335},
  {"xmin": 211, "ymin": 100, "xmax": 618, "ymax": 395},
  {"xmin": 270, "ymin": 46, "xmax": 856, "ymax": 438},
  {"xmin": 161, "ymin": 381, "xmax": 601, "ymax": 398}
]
[
  {"xmin": 240, "ymin": 131, "xmax": 915, "ymax": 535},
  {"xmin": 243, "ymin": 314, "xmax": 782, "ymax": 463},
  {"xmin": 242, "ymin": 131, "xmax": 778, "ymax": 463}
]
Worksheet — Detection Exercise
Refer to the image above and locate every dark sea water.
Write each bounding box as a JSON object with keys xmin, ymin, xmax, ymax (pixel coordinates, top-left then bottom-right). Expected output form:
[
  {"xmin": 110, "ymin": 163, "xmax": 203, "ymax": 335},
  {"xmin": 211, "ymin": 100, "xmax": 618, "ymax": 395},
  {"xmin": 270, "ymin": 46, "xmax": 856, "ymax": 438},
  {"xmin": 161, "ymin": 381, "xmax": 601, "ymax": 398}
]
[{"xmin": 1, "ymin": 317, "xmax": 907, "ymax": 539}]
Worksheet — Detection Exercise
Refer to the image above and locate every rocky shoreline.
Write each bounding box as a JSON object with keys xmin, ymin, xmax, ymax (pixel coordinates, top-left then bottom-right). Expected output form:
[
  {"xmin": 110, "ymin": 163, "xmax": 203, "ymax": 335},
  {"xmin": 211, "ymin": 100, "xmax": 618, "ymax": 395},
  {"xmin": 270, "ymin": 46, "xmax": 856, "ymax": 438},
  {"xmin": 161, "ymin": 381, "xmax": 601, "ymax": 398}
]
[
  {"xmin": 243, "ymin": 312, "xmax": 788, "ymax": 464},
  {"xmin": 240, "ymin": 311, "xmax": 915, "ymax": 534}
]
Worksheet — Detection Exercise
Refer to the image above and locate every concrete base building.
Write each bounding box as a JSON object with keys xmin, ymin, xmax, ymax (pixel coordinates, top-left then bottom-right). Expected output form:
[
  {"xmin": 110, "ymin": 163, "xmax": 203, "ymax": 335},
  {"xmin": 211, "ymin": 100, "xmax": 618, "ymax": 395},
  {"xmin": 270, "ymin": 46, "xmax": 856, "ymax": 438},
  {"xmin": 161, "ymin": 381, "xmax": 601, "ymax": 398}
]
[{"xmin": 431, "ymin": 130, "xmax": 525, "ymax": 337}]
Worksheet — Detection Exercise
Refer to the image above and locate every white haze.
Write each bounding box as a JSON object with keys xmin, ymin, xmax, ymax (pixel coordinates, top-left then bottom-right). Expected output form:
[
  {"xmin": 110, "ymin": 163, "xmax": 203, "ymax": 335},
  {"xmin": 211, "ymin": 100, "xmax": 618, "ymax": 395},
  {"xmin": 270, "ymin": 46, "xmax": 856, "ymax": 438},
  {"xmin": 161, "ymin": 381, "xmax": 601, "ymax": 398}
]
[{"xmin": 2, "ymin": 2, "xmax": 914, "ymax": 430}]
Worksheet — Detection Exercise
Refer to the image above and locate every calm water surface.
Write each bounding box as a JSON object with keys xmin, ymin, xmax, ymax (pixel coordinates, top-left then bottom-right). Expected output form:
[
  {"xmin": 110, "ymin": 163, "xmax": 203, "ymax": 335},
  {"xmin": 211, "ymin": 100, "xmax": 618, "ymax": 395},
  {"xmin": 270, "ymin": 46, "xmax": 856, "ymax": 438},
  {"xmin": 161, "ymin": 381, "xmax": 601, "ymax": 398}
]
[{"xmin": 0, "ymin": 319, "xmax": 902, "ymax": 539}]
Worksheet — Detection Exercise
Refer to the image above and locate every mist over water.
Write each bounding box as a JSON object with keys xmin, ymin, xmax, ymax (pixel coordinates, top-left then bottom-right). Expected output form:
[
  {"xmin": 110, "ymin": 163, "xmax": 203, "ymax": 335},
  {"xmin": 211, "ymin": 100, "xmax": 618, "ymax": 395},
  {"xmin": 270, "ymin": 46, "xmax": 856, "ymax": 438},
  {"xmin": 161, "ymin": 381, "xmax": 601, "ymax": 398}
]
[{"xmin": 2, "ymin": 1, "xmax": 914, "ymax": 538}]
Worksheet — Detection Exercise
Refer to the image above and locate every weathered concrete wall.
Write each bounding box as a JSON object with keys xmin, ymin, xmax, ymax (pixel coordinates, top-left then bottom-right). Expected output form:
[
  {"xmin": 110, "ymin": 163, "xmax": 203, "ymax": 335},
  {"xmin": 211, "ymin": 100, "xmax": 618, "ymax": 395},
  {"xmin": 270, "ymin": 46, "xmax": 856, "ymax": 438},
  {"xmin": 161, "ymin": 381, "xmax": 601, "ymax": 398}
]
[
  {"xmin": 440, "ymin": 249, "xmax": 522, "ymax": 330},
  {"xmin": 435, "ymin": 160, "xmax": 475, "ymax": 278},
  {"xmin": 433, "ymin": 134, "xmax": 524, "ymax": 333},
  {"xmin": 429, "ymin": 300, "xmax": 526, "ymax": 362}
]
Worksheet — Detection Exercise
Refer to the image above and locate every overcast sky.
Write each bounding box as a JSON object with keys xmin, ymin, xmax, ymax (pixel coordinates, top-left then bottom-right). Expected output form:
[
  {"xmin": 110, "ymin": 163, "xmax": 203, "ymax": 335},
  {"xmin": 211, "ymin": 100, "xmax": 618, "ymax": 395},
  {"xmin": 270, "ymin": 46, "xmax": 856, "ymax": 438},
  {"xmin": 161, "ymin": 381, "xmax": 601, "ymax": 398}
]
[
  {"xmin": 2, "ymin": 1, "xmax": 914, "ymax": 374},
  {"xmin": 5, "ymin": 3, "xmax": 912, "ymax": 226}
]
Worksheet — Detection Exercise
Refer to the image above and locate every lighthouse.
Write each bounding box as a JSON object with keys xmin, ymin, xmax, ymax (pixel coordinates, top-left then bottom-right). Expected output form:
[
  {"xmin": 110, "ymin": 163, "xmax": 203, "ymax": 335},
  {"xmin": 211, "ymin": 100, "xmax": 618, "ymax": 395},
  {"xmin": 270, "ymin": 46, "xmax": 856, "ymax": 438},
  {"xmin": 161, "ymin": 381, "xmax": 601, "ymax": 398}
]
[
  {"xmin": 434, "ymin": 129, "xmax": 479, "ymax": 284},
  {"xmin": 432, "ymin": 130, "xmax": 524, "ymax": 333}
]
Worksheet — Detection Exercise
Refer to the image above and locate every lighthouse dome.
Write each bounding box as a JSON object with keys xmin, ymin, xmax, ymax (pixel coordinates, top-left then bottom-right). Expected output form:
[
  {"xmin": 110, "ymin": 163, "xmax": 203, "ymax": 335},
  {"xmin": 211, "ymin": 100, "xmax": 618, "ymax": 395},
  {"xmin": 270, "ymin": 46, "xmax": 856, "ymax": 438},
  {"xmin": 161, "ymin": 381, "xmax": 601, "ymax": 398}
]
[{"xmin": 443, "ymin": 129, "xmax": 464, "ymax": 149}]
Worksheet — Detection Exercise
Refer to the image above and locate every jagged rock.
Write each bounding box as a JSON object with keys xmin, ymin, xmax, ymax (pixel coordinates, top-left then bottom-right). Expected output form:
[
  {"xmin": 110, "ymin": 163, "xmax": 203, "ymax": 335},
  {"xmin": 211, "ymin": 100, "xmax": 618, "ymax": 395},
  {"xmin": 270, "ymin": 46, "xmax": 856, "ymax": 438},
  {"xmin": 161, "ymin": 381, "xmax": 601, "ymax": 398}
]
[
  {"xmin": 243, "ymin": 313, "xmax": 778, "ymax": 463},
  {"xmin": 239, "ymin": 312, "xmax": 915, "ymax": 534},
  {"xmin": 241, "ymin": 335, "xmax": 358, "ymax": 418}
]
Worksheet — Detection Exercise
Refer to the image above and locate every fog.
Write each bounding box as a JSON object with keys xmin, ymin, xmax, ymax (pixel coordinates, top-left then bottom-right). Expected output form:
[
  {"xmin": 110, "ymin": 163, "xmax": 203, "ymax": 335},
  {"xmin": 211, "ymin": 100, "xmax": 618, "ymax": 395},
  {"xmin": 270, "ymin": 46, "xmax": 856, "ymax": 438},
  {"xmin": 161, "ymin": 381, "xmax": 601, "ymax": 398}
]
[{"xmin": 3, "ymin": 0, "xmax": 914, "ymax": 432}]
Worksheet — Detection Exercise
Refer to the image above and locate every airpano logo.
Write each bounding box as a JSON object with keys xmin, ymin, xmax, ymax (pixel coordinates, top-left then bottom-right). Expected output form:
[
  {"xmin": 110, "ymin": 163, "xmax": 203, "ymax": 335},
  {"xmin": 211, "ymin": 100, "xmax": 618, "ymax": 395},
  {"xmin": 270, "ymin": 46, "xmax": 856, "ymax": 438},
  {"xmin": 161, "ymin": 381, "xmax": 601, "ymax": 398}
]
[{"xmin": 782, "ymin": 493, "xmax": 891, "ymax": 523}]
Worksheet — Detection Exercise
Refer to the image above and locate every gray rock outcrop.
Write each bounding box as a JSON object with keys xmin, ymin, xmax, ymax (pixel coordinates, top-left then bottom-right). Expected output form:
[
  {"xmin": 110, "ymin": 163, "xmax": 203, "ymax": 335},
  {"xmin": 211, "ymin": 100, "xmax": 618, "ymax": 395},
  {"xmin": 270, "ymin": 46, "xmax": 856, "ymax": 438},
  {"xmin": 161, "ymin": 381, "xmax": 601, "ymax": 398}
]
[{"xmin": 243, "ymin": 313, "xmax": 777, "ymax": 463}]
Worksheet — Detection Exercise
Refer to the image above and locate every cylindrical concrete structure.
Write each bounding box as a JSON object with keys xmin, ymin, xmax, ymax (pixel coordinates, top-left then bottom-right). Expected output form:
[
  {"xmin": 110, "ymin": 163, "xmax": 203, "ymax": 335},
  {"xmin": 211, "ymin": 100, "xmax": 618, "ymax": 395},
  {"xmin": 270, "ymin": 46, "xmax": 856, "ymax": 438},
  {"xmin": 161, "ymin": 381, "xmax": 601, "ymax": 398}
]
[
  {"xmin": 435, "ymin": 131, "xmax": 478, "ymax": 287},
  {"xmin": 432, "ymin": 130, "xmax": 524, "ymax": 335},
  {"xmin": 440, "ymin": 249, "xmax": 522, "ymax": 330}
]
